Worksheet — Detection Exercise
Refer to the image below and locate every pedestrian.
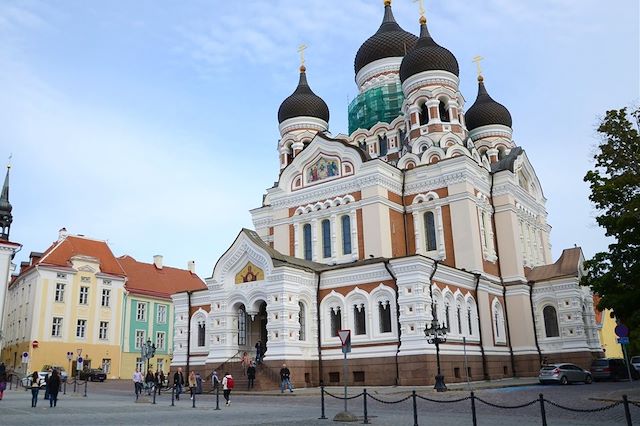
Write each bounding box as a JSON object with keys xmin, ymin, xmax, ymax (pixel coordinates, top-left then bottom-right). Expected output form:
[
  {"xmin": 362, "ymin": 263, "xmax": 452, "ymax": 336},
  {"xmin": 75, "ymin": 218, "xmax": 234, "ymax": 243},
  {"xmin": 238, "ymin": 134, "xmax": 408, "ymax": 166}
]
[
  {"xmin": 132, "ymin": 368, "xmax": 143, "ymax": 397},
  {"xmin": 0, "ymin": 362, "xmax": 5, "ymax": 376},
  {"xmin": 48, "ymin": 370, "xmax": 61, "ymax": 408},
  {"xmin": 0, "ymin": 371, "xmax": 6, "ymax": 401},
  {"xmin": 145, "ymin": 368, "xmax": 155, "ymax": 395},
  {"xmin": 188, "ymin": 371, "xmax": 197, "ymax": 400},
  {"xmin": 159, "ymin": 370, "xmax": 165, "ymax": 394},
  {"xmin": 195, "ymin": 371, "xmax": 203, "ymax": 394},
  {"xmin": 222, "ymin": 371, "xmax": 234, "ymax": 406},
  {"xmin": 247, "ymin": 361, "xmax": 256, "ymax": 390},
  {"xmin": 279, "ymin": 363, "xmax": 293, "ymax": 393},
  {"xmin": 173, "ymin": 367, "xmax": 185, "ymax": 400},
  {"xmin": 30, "ymin": 371, "xmax": 41, "ymax": 407},
  {"xmin": 255, "ymin": 340, "xmax": 263, "ymax": 364},
  {"xmin": 211, "ymin": 370, "xmax": 220, "ymax": 392},
  {"xmin": 44, "ymin": 368, "xmax": 52, "ymax": 400}
]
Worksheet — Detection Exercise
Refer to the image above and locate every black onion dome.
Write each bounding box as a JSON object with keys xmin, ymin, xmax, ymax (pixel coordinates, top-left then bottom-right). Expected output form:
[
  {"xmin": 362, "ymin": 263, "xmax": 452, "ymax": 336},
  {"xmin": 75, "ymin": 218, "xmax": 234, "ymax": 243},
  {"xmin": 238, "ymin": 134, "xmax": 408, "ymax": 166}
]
[
  {"xmin": 354, "ymin": 2, "xmax": 418, "ymax": 75},
  {"xmin": 277, "ymin": 66, "xmax": 330, "ymax": 124},
  {"xmin": 399, "ymin": 18, "xmax": 459, "ymax": 82},
  {"xmin": 465, "ymin": 76, "xmax": 512, "ymax": 131}
]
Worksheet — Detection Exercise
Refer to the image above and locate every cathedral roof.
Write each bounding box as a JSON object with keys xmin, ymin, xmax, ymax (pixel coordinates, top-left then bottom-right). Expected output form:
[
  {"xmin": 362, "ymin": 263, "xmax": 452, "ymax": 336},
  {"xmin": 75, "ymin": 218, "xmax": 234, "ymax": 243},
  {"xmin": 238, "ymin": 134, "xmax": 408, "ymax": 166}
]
[
  {"xmin": 526, "ymin": 247, "xmax": 583, "ymax": 282},
  {"xmin": 490, "ymin": 146, "xmax": 523, "ymax": 173},
  {"xmin": 465, "ymin": 76, "xmax": 512, "ymax": 131},
  {"xmin": 277, "ymin": 66, "xmax": 330, "ymax": 124},
  {"xmin": 354, "ymin": 1, "xmax": 418, "ymax": 75},
  {"xmin": 399, "ymin": 17, "xmax": 459, "ymax": 82}
]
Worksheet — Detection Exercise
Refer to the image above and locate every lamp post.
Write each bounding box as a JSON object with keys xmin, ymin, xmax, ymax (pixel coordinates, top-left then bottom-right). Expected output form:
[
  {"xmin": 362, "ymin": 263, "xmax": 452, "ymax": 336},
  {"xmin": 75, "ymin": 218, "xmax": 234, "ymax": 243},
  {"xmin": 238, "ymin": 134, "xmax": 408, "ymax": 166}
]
[
  {"xmin": 141, "ymin": 339, "xmax": 156, "ymax": 373},
  {"xmin": 424, "ymin": 307, "xmax": 448, "ymax": 392}
]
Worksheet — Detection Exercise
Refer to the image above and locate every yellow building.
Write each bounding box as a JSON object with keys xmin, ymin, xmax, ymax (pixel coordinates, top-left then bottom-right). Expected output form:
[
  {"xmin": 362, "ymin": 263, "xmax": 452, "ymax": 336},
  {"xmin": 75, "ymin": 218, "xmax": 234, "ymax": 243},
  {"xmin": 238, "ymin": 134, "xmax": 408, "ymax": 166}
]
[
  {"xmin": 595, "ymin": 305, "xmax": 623, "ymax": 358},
  {"xmin": 1, "ymin": 229, "xmax": 126, "ymax": 378}
]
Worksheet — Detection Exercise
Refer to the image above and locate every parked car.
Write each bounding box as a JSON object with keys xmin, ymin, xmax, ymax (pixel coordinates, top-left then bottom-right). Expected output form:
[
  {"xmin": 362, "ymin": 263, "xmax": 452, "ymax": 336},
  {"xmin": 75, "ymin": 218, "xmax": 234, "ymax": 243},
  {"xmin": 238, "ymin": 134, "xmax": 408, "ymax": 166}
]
[
  {"xmin": 21, "ymin": 371, "xmax": 48, "ymax": 389},
  {"xmin": 631, "ymin": 356, "xmax": 640, "ymax": 373},
  {"xmin": 78, "ymin": 368, "xmax": 107, "ymax": 382},
  {"xmin": 538, "ymin": 363, "xmax": 592, "ymax": 385},
  {"xmin": 42, "ymin": 365, "xmax": 68, "ymax": 382},
  {"xmin": 591, "ymin": 358, "xmax": 639, "ymax": 381}
]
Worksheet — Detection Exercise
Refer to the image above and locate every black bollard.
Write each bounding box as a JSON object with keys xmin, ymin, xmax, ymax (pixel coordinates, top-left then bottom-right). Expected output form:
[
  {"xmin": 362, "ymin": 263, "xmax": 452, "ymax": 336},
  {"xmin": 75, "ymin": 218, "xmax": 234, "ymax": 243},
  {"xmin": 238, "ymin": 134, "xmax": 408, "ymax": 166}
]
[
  {"xmin": 363, "ymin": 388, "xmax": 369, "ymax": 424},
  {"xmin": 84, "ymin": 380, "xmax": 87, "ymax": 397},
  {"xmin": 63, "ymin": 380, "xmax": 67, "ymax": 395},
  {"xmin": 215, "ymin": 386, "xmax": 220, "ymax": 411},
  {"xmin": 470, "ymin": 392, "xmax": 477, "ymax": 426},
  {"xmin": 73, "ymin": 379, "xmax": 77, "ymax": 393},
  {"xmin": 538, "ymin": 394, "xmax": 547, "ymax": 426},
  {"xmin": 412, "ymin": 390, "xmax": 418, "ymax": 426},
  {"xmin": 622, "ymin": 395, "xmax": 632, "ymax": 426},
  {"xmin": 152, "ymin": 385, "xmax": 156, "ymax": 405},
  {"xmin": 171, "ymin": 385, "xmax": 175, "ymax": 406},
  {"xmin": 192, "ymin": 390, "xmax": 196, "ymax": 408},
  {"xmin": 318, "ymin": 385, "xmax": 326, "ymax": 419},
  {"xmin": 8, "ymin": 376, "xmax": 12, "ymax": 390}
]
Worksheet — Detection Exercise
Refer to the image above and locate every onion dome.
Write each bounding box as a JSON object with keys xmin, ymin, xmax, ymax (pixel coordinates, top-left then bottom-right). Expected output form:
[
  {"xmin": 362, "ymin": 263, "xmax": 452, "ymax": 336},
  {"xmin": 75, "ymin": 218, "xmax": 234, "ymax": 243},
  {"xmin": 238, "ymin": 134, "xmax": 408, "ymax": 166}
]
[
  {"xmin": 277, "ymin": 65, "xmax": 330, "ymax": 124},
  {"xmin": 465, "ymin": 76, "xmax": 512, "ymax": 131},
  {"xmin": 354, "ymin": 0, "xmax": 418, "ymax": 75},
  {"xmin": 399, "ymin": 16, "xmax": 459, "ymax": 82}
]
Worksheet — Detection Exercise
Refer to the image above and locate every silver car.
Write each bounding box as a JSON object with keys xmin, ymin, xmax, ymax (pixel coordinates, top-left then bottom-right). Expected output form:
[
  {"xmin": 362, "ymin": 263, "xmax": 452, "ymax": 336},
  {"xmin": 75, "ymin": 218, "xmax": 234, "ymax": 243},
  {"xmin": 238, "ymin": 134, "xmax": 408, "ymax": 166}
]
[
  {"xmin": 539, "ymin": 363, "xmax": 592, "ymax": 385},
  {"xmin": 631, "ymin": 356, "xmax": 640, "ymax": 373}
]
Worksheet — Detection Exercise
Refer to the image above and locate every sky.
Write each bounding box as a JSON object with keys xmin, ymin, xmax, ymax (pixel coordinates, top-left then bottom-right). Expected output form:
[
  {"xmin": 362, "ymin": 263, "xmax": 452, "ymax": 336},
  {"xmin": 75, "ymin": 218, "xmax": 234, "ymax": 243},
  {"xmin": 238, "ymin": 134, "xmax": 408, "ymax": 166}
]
[{"xmin": 0, "ymin": 0, "xmax": 638, "ymax": 279}]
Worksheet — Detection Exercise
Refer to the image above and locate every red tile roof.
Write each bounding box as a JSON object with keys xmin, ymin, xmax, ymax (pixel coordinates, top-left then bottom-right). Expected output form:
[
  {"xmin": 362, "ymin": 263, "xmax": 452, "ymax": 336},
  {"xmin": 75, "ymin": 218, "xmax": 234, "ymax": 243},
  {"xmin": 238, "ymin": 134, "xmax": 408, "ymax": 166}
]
[
  {"xmin": 39, "ymin": 236, "xmax": 125, "ymax": 276},
  {"xmin": 118, "ymin": 255, "xmax": 206, "ymax": 299}
]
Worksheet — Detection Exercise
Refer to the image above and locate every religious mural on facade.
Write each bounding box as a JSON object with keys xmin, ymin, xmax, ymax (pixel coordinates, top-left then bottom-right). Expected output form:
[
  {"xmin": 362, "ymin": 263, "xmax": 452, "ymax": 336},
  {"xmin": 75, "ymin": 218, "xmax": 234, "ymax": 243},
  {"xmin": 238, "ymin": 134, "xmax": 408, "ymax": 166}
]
[{"xmin": 307, "ymin": 156, "xmax": 340, "ymax": 183}]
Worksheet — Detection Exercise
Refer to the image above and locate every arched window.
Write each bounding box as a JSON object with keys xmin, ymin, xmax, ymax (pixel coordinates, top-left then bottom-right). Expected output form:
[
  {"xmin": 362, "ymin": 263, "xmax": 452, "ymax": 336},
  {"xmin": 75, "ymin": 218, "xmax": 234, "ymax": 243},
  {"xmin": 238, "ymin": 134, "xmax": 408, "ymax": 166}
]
[
  {"xmin": 322, "ymin": 219, "xmax": 331, "ymax": 258},
  {"xmin": 456, "ymin": 305, "xmax": 462, "ymax": 334},
  {"xmin": 424, "ymin": 212, "xmax": 437, "ymax": 251},
  {"xmin": 379, "ymin": 301, "xmax": 392, "ymax": 333},
  {"xmin": 197, "ymin": 320, "xmax": 206, "ymax": 347},
  {"xmin": 543, "ymin": 305, "xmax": 559, "ymax": 338},
  {"xmin": 420, "ymin": 102, "xmax": 429, "ymax": 125},
  {"xmin": 303, "ymin": 223, "xmax": 312, "ymax": 260},
  {"xmin": 238, "ymin": 307, "xmax": 247, "ymax": 345},
  {"xmin": 467, "ymin": 306, "xmax": 473, "ymax": 335},
  {"xmin": 330, "ymin": 307, "xmax": 342, "ymax": 337},
  {"xmin": 298, "ymin": 302, "xmax": 306, "ymax": 341},
  {"xmin": 445, "ymin": 304, "xmax": 451, "ymax": 329},
  {"xmin": 439, "ymin": 100, "xmax": 450, "ymax": 122},
  {"xmin": 354, "ymin": 304, "xmax": 366, "ymax": 335},
  {"xmin": 492, "ymin": 300, "xmax": 506, "ymax": 343},
  {"xmin": 341, "ymin": 215, "xmax": 352, "ymax": 255}
]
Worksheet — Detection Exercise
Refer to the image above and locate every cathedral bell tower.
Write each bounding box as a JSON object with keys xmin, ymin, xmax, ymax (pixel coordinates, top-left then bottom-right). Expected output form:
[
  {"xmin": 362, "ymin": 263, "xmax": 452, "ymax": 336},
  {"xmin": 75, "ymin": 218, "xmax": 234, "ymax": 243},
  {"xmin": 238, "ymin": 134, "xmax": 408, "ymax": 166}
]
[{"xmin": 0, "ymin": 164, "xmax": 12, "ymax": 241}]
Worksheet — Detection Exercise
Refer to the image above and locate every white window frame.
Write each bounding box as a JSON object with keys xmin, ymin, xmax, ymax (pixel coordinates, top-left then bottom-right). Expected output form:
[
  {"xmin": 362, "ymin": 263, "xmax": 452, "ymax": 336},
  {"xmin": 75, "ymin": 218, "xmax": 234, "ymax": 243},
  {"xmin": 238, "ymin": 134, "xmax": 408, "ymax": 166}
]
[
  {"xmin": 135, "ymin": 329, "xmax": 146, "ymax": 349},
  {"xmin": 76, "ymin": 319, "xmax": 87, "ymax": 339},
  {"xmin": 52, "ymin": 317, "xmax": 63, "ymax": 337},
  {"xmin": 101, "ymin": 289, "xmax": 111, "ymax": 307},
  {"xmin": 156, "ymin": 331, "xmax": 166, "ymax": 350},
  {"xmin": 99, "ymin": 321, "xmax": 109, "ymax": 340},
  {"xmin": 55, "ymin": 283, "xmax": 65, "ymax": 302},
  {"xmin": 492, "ymin": 299, "xmax": 506, "ymax": 344},
  {"xmin": 411, "ymin": 193, "xmax": 446, "ymax": 259},
  {"xmin": 136, "ymin": 302, "xmax": 147, "ymax": 321},
  {"xmin": 157, "ymin": 305, "xmax": 167, "ymax": 324},
  {"xmin": 79, "ymin": 286, "xmax": 89, "ymax": 305}
]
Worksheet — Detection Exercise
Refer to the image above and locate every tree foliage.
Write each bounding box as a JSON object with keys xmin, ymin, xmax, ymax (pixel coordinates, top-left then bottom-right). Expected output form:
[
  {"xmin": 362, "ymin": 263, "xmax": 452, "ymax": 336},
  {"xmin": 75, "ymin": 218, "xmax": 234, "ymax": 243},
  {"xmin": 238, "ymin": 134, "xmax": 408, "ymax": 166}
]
[{"xmin": 582, "ymin": 107, "xmax": 640, "ymax": 352}]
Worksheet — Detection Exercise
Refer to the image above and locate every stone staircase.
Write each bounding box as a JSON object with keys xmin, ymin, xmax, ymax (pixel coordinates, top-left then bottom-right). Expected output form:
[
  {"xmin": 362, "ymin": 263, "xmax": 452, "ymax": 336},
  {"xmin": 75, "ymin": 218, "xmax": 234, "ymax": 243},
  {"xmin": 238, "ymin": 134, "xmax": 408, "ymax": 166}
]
[{"xmin": 202, "ymin": 361, "xmax": 281, "ymax": 392}]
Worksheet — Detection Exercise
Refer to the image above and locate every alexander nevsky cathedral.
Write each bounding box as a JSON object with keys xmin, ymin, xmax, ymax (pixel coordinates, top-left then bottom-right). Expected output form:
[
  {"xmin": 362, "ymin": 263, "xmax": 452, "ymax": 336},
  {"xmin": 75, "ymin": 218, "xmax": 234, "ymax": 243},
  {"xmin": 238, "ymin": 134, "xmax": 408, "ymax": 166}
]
[{"xmin": 171, "ymin": 1, "xmax": 601, "ymax": 386}]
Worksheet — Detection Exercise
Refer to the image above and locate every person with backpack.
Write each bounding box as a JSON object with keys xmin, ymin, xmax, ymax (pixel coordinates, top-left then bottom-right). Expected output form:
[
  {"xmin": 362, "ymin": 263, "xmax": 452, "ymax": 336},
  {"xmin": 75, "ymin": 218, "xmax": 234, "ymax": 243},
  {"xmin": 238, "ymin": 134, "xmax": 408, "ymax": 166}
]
[{"xmin": 221, "ymin": 372, "xmax": 234, "ymax": 406}]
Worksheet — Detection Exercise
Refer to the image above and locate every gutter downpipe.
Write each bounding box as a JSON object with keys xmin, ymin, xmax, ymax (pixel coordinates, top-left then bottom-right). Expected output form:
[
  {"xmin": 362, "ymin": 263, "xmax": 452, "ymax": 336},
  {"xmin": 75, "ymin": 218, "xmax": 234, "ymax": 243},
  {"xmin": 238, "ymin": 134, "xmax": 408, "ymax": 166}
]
[
  {"xmin": 490, "ymin": 172, "xmax": 516, "ymax": 377},
  {"xmin": 473, "ymin": 273, "xmax": 489, "ymax": 380},
  {"xmin": 529, "ymin": 280, "xmax": 542, "ymax": 365},
  {"xmin": 186, "ymin": 291, "xmax": 192, "ymax": 376},
  {"xmin": 383, "ymin": 260, "xmax": 401, "ymax": 386},
  {"xmin": 316, "ymin": 271, "xmax": 324, "ymax": 385},
  {"xmin": 401, "ymin": 169, "xmax": 410, "ymax": 256}
]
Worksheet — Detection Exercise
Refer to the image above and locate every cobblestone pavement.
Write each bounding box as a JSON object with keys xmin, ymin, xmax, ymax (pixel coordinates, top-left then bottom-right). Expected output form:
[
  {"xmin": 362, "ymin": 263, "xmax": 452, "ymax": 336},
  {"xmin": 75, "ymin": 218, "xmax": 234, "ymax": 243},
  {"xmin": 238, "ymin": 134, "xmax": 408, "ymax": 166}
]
[{"xmin": 0, "ymin": 379, "xmax": 638, "ymax": 425}]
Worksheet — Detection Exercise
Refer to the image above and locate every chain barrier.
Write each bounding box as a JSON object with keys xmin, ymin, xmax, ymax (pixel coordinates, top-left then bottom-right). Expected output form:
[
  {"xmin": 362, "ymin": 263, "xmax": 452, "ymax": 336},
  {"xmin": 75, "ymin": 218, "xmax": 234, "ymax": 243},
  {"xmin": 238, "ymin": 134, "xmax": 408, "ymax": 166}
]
[
  {"xmin": 416, "ymin": 394, "xmax": 471, "ymax": 404},
  {"xmin": 630, "ymin": 401, "xmax": 640, "ymax": 409},
  {"xmin": 324, "ymin": 389, "xmax": 364, "ymax": 400},
  {"xmin": 474, "ymin": 396, "xmax": 538, "ymax": 409},
  {"xmin": 367, "ymin": 394, "xmax": 413, "ymax": 404},
  {"xmin": 543, "ymin": 398, "xmax": 621, "ymax": 413}
]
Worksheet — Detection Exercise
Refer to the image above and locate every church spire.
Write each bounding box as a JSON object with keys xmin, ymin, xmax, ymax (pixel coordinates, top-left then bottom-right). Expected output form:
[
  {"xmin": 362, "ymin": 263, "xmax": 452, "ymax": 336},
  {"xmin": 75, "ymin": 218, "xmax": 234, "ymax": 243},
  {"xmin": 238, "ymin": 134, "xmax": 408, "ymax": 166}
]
[{"xmin": 0, "ymin": 162, "xmax": 13, "ymax": 240}]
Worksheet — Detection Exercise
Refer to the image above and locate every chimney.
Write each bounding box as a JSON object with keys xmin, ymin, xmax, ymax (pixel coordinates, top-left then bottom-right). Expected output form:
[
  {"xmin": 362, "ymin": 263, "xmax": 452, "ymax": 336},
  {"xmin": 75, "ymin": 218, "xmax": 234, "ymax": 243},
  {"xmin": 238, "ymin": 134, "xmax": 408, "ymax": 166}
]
[
  {"xmin": 153, "ymin": 255, "xmax": 163, "ymax": 270},
  {"xmin": 187, "ymin": 260, "xmax": 196, "ymax": 274},
  {"xmin": 20, "ymin": 261, "xmax": 29, "ymax": 274},
  {"xmin": 29, "ymin": 252, "xmax": 43, "ymax": 266},
  {"xmin": 58, "ymin": 227, "xmax": 68, "ymax": 241}
]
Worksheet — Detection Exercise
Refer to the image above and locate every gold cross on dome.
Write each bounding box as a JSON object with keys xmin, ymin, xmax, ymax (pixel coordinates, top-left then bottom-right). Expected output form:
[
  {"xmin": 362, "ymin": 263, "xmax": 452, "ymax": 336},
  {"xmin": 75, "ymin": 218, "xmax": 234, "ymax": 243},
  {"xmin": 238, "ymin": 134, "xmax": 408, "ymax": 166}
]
[
  {"xmin": 297, "ymin": 44, "xmax": 307, "ymax": 67},
  {"xmin": 412, "ymin": 0, "xmax": 426, "ymax": 17},
  {"xmin": 472, "ymin": 55, "xmax": 484, "ymax": 78}
]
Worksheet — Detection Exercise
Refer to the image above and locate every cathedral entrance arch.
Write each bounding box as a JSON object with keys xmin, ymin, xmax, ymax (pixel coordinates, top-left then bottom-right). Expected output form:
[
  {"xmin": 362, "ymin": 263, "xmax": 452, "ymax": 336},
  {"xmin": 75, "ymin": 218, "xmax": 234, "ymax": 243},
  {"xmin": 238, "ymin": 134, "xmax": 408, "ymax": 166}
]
[{"xmin": 234, "ymin": 299, "xmax": 268, "ymax": 360}]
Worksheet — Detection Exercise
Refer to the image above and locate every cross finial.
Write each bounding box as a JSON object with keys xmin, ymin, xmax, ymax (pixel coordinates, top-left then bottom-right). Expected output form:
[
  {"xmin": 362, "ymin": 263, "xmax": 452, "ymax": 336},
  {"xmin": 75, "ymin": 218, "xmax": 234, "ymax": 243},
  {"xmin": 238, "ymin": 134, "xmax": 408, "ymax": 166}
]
[
  {"xmin": 472, "ymin": 55, "xmax": 484, "ymax": 80},
  {"xmin": 297, "ymin": 44, "xmax": 307, "ymax": 68},
  {"xmin": 7, "ymin": 153, "xmax": 11, "ymax": 170},
  {"xmin": 412, "ymin": 0, "xmax": 426, "ymax": 18}
]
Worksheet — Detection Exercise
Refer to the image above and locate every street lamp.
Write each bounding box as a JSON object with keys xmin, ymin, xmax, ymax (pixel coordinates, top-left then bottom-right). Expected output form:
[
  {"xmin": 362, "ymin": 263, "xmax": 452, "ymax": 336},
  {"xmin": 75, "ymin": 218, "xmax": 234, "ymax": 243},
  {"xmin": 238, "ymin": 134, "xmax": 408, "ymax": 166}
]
[
  {"xmin": 424, "ymin": 306, "xmax": 449, "ymax": 392},
  {"xmin": 141, "ymin": 338, "xmax": 156, "ymax": 373}
]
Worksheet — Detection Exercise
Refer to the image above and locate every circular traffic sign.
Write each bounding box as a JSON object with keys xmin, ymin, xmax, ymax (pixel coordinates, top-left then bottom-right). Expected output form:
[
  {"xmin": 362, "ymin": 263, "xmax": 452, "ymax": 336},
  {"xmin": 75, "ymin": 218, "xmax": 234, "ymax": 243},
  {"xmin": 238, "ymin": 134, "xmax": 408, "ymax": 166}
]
[
  {"xmin": 615, "ymin": 324, "xmax": 629, "ymax": 338},
  {"xmin": 22, "ymin": 351, "xmax": 28, "ymax": 358},
  {"xmin": 77, "ymin": 356, "xmax": 83, "ymax": 363}
]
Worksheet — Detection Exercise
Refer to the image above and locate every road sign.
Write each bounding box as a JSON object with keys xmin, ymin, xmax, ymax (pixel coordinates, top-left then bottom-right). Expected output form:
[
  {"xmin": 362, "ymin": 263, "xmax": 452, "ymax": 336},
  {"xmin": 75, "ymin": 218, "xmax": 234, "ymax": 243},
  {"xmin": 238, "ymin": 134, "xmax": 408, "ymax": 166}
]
[
  {"xmin": 338, "ymin": 330, "xmax": 351, "ymax": 353},
  {"xmin": 615, "ymin": 324, "xmax": 629, "ymax": 338},
  {"xmin": 21, "ymin": 352, "xmax": 29, "ymax": 364},
  {"xmin": 77, "ymin": 356, "xmax": 84, "ymax": 371},
  {"xmin": 617, "ymin": 336, "xmax": 630, "ymax": 345}
]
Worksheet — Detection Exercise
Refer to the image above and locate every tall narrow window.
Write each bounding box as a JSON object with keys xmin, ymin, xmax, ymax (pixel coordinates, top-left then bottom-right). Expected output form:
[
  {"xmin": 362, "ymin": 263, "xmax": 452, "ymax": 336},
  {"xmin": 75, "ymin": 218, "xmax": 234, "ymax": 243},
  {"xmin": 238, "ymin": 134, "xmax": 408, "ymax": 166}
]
[
  {"xmin": 135, "ymin": 330, "xmax": 145, "ymax": 349},
  {"xmin": 76, "ymin": 319, "xmax": 87, "ymax": 338},
  {"xmin": 379, "ymin": 301, "xmax": 392, "ymax": 333},
  {"xmin": 197, "ymin": 321, "xmax": 205, "ymax": 347},
  {"xmin": 494, "ymin": 310, "xmax": 500, "ymax": 338},
  {"xmin": 101, "ymin": 289, "xmax": 111, "ymax": 307},
  {"xmin": 98, "ymin": 321, "xmax": 109, "ymax": 340},
  {"xmin": 238, "ymin": 307, "xmax": 247, "ymax": 345},
  {"xmin": 79, "ymin": 286, "xmax": 89, "ymax": 305},
  {"xmin": 157, "ymin": 305, "xmax": 167, "ymax": 323},
  {"xmin": 543, "ymin": 306, "xmax": 559, "ymax": 338},
  {"xmin": 439, "ymin": 100, "xmax": 450, "ymax": 122},
  {"xmin": 303, "ymin": 224, "xmax": 312, "ymax": 261},
  {"xmin": 52, "ymin": 317, "xmax": 63, "ymax": 337},
  {"xmin": 157, "ymin": 331, "xmax": 166, "ymax": 350},
  {"xmin": 55, "ymin": 283, "xmax": 65, "ymax": 302},
  {"xmin": 467, "ymin": 307, "xmax": 473, "ymax": 335},
  {"xmin": 298, "ymin": 302, "xmax": 306, "ymax": 341},
  {"xmin": 456, "ymin": 306, "xmax": 462, "ymax": 334},
  {"xmin": 354, "ymin": 304, "xmax": 366, "ymax": 335},
  {"xmin": 330, "ymin": 307, "xmax": 342, "ymax": 337},
  {"xmin": 341, "ymin": 215, "xmax": 352, "ymax": 255},
  {"xmin": 136, "ymin": 302, "xmax": 147, "ymax": 321},
  {"xmin": 322, "ymin": 219, "xmax": 331, "ymax": 258},
  {"xmin": 445, "ymin": 304, "xmax": 451, "ymax": 329},
  {"xmin": 420, "ymin": 102, "xmax": 429, "ymax": 125},
  {"xmin": 424, "ymin": 212, "xmax": 437, "ymax": 251}
]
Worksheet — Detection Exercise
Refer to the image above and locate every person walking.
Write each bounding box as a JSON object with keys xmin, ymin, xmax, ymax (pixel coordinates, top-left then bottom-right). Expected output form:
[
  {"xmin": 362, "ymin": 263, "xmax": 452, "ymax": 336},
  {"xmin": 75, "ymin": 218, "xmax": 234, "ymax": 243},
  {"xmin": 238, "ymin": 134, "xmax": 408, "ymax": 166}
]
[
  {"xmin": 195, "ymin": 371, "xmax": 203, "ymax": 394},
  {"xmin": 173, "ymin": 368, "xmax": 185, "ymax": 400},
  {"xmin": 145, "ymin": 369, "xmax": 155, "ymax": 395},
  {"xmin": 30, "ymin": 371, "xmax": 41, "ymax": 407},
  {"xmin": 211, "ymin": 370, "xmax": 220, "ymax": 392},
  {"xmin": 279, "ymin": 364, "xmax": 293, "ymax": 393},
  {"xmin": 247, "ymin": 362, "xmax": 256, "ymax": 390},
  {"xmin": 132, "ymin": 368, "xmax": 143, "ymax": 397},
  {"xmin": 188, "ymin": 371, "xmax": 197, "ymax": 400},
  {"xmin": 255, "ymin": 340, "xmax": 263, "ymax": 364},
  {"xmin": 221, "ymin": 372, "xmax": 234, "ymax": 406},
  {"xmin": 43, "ymin": 368, "xmax": 52, "ymax": 400},
  {"xmin": 48, "ymin": 370, "xmax": 61, "ymax": 408},
  {"xmin": 0, "ymin": 371, "xmax": 6, "ymax": 401},
  {"xmin": 241, "ymin": 351, "xmax": 250, "ymax": 376}
]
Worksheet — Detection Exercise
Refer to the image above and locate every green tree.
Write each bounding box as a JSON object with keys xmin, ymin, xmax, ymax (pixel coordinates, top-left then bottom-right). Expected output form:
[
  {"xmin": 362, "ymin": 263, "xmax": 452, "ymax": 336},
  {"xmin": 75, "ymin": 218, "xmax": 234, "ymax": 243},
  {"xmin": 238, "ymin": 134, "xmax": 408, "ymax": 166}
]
[{"xmin": 582, "ymin": 107, "xmax": 640, "ymax": 355}]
